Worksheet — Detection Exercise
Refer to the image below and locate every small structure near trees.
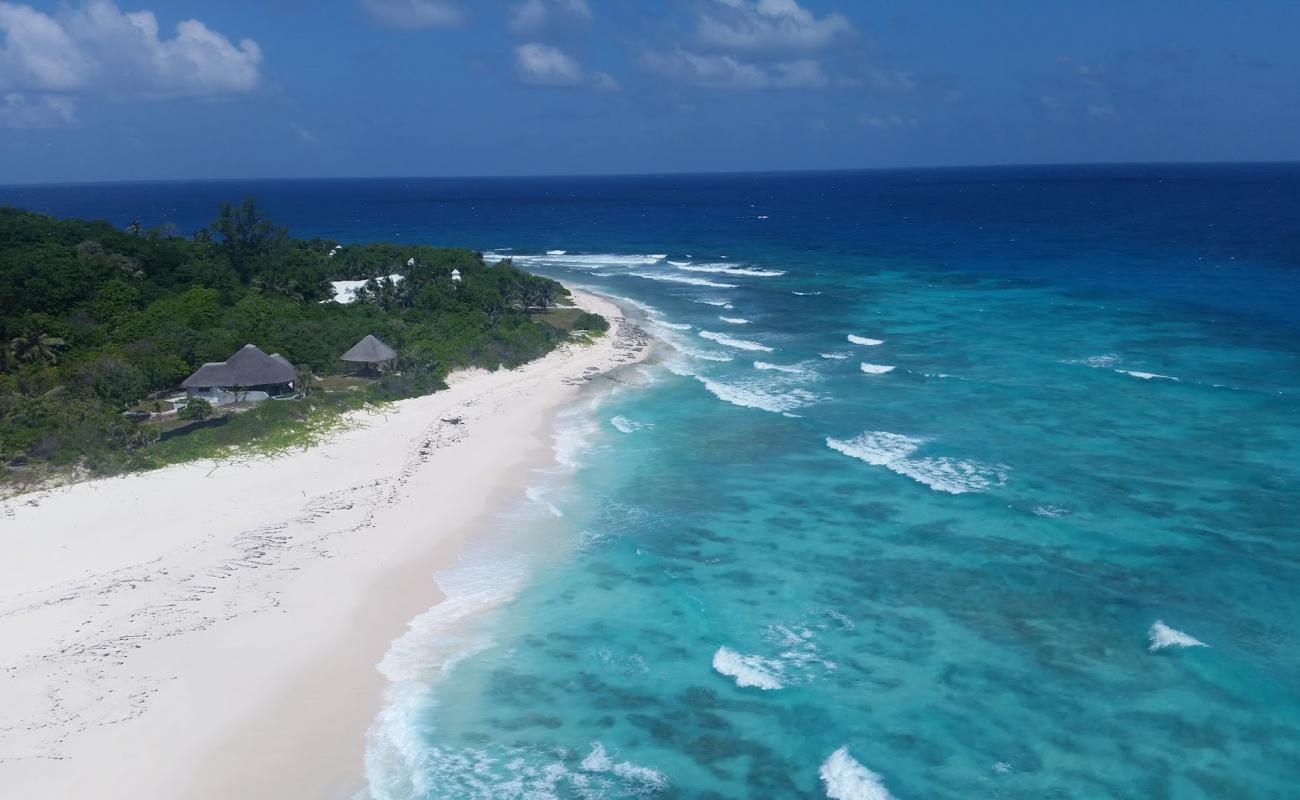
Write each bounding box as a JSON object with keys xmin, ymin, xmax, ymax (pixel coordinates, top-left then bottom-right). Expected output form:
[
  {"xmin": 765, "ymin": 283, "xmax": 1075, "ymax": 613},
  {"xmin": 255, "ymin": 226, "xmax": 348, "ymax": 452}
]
[
  {"xmin": 340, "ymin": 334, "xmax": 397, "ymax": 374},
  {"xmin": 182, "ymin": 344, "xmax": 297, "ymax": 405}
]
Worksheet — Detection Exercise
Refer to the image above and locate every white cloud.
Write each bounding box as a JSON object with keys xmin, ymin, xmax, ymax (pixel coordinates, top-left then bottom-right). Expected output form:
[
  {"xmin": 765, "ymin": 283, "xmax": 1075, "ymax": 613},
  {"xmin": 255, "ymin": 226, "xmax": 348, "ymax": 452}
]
[
  {"xmin": 0, "ymin": 3, "xmax": 89, "ymax": 89},
  {"xmin": 1087, "ymin": 103, "xmax": 1117, "ymax": 118},
  {"xmin": 0, "ymin": 91, "xmax": 77, "ymax": 128},
  {"xmin": 590, "ymin": 70, "xmax": 621, "ymax": 92},
  {"xmin": 293, "ymin": 125, "xmax": 318, "ymax": 144},
  {"xmin": 858, "ymin": 112, "xmax": 913, "ymax": 130},
  {"xmin": 515, "ymin": 42, "xmax": 583, "ymax": 86},
  {"xmin": 0, "ymin": 1, "xmax": 261, "ymax": 97},
  {"xmin": 696, "ymin": 0, "xmax": 853, "ymax": 52},
  {"xmin": 508, "ymin": 0, "xmax": 591, "ymax": 35},
  {"xmin": 867, "ymin": 67, "xmax": 916, "ymax": 92},
  {"xmin": 641, "ymin": 48, "xmax": 827, "ymax": 90},
  {"xmin": 361, "ymin": 0, "xmax": 463, "ymax": 29}
]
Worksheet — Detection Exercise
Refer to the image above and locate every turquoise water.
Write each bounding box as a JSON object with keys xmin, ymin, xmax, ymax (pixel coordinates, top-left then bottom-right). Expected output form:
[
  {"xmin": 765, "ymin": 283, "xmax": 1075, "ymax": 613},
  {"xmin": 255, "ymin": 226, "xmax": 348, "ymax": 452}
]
[
  {"xmin": 363, "ymin": 259, "xmax": 1300, "ymax": 799},
  {"xmin": 8, "ymin": 167, "xmax": 1299, "ymax": 798}
]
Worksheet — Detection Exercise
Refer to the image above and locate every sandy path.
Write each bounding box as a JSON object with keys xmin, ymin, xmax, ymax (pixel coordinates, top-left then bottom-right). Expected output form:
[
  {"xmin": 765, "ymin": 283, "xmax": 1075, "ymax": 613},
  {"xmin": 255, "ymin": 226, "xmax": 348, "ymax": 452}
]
[{"xmin": 0, "ymin": 289, "xmax": 649, "ymax": 799}]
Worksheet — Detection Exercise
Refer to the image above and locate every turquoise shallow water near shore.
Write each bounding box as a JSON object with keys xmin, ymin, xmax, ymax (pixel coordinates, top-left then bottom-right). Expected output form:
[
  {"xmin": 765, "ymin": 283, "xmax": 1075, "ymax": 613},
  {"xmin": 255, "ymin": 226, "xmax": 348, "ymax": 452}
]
[
  {"xmin": 361, "ymin": 258, "xmax": 1300, "ymax": 799},
  {"xmin": 7, "ymin": 166, "xmax": 1299, "ymax": 798}
]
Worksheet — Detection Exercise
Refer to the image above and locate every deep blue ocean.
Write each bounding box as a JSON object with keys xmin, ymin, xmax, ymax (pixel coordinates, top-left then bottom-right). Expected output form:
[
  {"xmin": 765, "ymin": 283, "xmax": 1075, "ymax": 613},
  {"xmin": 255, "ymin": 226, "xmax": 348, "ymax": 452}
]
[{"xmin": 5, "ymin": 165, "xmax": 1300, "ymax": 799}]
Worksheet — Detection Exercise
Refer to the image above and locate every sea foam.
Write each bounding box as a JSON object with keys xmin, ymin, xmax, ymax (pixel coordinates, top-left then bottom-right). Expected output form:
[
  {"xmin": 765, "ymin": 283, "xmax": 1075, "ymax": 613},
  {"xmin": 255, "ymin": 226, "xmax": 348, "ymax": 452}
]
[
  {"xmin": 754, "ymin": 361, "xmax": 809, "ymax": 375},
  {"xmin": 827, "ymin": 431, "xmax": 1009, "ymax": 494},
  {"xmin": 712, "ymin": 646, "xmax": 785, "ymax": 690},
  {"xmin": 609, "ymin": 415, "xmax": 651, "ymax": 434},
  {"xmin": 698, "ymin": 377, "xmax": 817, "ymax": 414},
  {"xmin": 579, "ymin": 743, "xmax": 669, "ymax": 791},
  {"xmin": 1148, "ymin": 620, "xmax": 1208, "ymax": 652},
  {"xmin": 699, "ymin": 330, "xmax": 773, "ymax": 352},
  {"xmin": 720, "ymin": 316, "xmax": 751, "ymax": 324},
  {"xmin": 1117, "ymin": 369, "xmax": 1180, "ymax": 381},
  {"xmin": 820, "ymin": 747, "xmax": 897, "ymax": 800},
  {"xmin": 860, "ymin": 363, "xmax": 895, "ymax": 374},
  {"xmin": 674, "ymin": 262, "xmax": 785, "ymax": 277},
  {"xmin": 848, "ymin": 335, "xmax": 884, "ymax": 346},
  {"xmin": 628, "ymin": 272, "xmax": 737, "ymax": 288}
]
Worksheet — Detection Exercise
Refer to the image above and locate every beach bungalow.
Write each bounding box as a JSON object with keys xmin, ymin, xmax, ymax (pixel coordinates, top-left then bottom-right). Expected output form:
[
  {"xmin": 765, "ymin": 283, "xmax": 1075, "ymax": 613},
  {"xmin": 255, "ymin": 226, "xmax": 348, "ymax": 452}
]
[
  {"xmin": 451, "ymin": 268, "xmax": 462, "ymax": 283},
  {"xmin": 182, "ymin": 344, "xmax": 297, "ymax": 406},
  {"xmin": 340, "ymin": 334, "xmax": 397, "ymax": 373}
]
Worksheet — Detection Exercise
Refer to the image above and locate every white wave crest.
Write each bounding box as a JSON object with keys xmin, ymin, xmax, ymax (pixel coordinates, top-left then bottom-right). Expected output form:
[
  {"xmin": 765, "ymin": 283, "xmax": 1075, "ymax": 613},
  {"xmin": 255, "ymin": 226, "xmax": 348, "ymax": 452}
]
[
  {"xmin": 628, "ymin": 271, "xmax": 738, "ymax": 288},
  {"xmin": 792, "ymin": 290, "xmax": 823, "ymax": 296},
  {"xmin": 1148, "ymin": 620, "xmax": 1208, "ymax": 652},
  {"xmin": 820, "ymin": 352, "xmax": 851, "ymax": 360},
  {"xmin": 1116, "ymin": 369, "xmax": 1180, "ymax": 381},
  {"xmin": 754, "ymin": 361, "xmax": 807, "ymax": 375},
  {"xmin": 712, "ymin": 646, "xmax": 785, "ymax": 690},
  {"xmin": 827, "ymin": 431, "xmax": 1009, "ymax": 494},
  {"xmin": 546, "ymin": 249, "xmax": 566, "ymax": 255},
  {"xmin": 485, "ymin": 252, "xmax": 665, "ymax": 269},
  {"xmin": 699, "ymin": 330, "xmax": 773, "ymax": 352},
  {"xmin": 828, "ymin": 431, "xmax": 922, "ymax": 464},
  {"xmin": 820, "ymin": 747, "xmax": 896, "ymax": 800},
  {"xmin": 698, "ymin": 377, "xmax": 817, "ymax": 414},
  {"xmin": 693, "ymin": 298, "xmax": 735, "ymax": 309},
  {"xmin": 654, "ymin": 320, "xmax": 692, "ymax": 330},
  {"xmin": 860, "ymin": 363, "xmax": 895, "ymax": 374},
  {"xmin": 674, "ymin": 262, "xmax": 785, "ymax": 277},
  {"xmin": 579, "ymin": 743, "xmax": 669, "ymax": 790},
  {"xmin": 720, "ymin": 316, "xmax": 750, "ymax": 324},
  {"xmin": 848, "ymin": 335, "xmax": 884, "ymax": 346}
]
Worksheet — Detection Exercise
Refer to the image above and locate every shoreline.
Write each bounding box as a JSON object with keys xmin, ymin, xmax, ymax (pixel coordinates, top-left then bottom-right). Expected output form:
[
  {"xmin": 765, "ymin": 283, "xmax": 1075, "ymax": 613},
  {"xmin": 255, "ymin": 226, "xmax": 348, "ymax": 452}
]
[{"xmin": 0, "ymin": 287, "xmax": 651, "ymax": 799}]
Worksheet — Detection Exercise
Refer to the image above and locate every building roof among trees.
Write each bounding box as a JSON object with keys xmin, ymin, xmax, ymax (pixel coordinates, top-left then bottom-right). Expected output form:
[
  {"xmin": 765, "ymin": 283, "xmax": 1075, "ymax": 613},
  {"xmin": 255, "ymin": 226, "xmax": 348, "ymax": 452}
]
[
  {"xmin": 182, "ymin": 344, "xmax": 297, "ymax": 388},
  {"xmin": 340, "ymin": 334, "xmax": 397, "ymax": 364}
]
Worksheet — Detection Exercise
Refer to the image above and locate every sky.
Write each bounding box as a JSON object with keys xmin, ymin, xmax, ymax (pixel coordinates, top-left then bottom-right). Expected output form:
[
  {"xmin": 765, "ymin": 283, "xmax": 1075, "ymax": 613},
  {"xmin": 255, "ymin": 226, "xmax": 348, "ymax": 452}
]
[{"xmin": 1, "ymin": 0, "xmax": 1298, "ymax": 184}]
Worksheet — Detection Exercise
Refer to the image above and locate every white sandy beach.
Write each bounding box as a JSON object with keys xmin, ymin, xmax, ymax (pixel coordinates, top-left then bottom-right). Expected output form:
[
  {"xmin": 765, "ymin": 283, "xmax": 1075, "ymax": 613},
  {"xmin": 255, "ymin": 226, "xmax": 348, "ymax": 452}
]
[{"xmin": 0, "ymin": 289, "xmax": 649, "ymax": 799}]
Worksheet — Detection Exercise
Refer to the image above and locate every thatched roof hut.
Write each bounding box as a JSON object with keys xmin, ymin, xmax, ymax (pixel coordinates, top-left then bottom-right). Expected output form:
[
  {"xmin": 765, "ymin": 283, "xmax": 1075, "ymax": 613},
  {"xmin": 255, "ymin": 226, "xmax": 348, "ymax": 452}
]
[
  {"xmin": 341, "ymin": 334, "xmax": 397, "ymax": 365},
  {"xmin": 182, "ymin": 344, "xmax": 296, "ymax": 389}
]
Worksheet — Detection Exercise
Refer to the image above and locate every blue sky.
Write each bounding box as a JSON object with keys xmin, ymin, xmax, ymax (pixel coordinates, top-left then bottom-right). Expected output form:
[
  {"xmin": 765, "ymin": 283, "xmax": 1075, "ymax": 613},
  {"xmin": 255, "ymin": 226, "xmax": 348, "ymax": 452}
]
[{"xmin": 1, "ymin": 0, "xmax": 1298, "ymax": 183}]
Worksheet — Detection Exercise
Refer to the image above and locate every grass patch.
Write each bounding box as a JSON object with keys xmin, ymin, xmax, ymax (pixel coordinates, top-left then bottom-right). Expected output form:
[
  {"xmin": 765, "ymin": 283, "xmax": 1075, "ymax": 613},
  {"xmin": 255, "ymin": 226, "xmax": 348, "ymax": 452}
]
[
  {"xmin": 125, "ymin": 391, "xmax": 375, "ymax": 472},
  {"xmin": 533, "ymin": 308, "xmax": 610, "ymax": 334}
]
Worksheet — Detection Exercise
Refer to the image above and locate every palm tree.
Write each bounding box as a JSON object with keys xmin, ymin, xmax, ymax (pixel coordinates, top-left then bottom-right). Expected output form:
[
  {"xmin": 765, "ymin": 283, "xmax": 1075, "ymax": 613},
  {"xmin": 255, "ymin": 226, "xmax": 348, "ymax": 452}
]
[{"xmin": 11, "ymin": 329, "xmax": 67, "ymax": 366}]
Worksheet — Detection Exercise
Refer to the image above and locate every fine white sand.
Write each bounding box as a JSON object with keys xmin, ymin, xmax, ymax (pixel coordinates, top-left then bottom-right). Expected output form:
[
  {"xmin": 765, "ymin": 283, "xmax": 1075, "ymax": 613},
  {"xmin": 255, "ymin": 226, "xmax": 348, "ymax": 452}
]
[{"xmin": 0, "ymin": 289, "xmax": 649, "ymax": 799}]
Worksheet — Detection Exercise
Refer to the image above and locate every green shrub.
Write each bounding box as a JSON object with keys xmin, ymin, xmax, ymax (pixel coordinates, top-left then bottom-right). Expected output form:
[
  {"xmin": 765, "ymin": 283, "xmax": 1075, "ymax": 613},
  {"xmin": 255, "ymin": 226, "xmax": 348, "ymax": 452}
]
[{"xmin": 178, "ymin": 397, "xmax": 212, "ymax": 421}]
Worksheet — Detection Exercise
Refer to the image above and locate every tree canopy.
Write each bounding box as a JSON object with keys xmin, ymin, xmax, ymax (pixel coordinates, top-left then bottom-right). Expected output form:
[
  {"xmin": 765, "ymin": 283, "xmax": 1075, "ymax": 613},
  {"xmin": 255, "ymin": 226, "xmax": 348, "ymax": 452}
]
[{"xmin": 0, "ymin": 200, "xmax": 577, "ymax": 475}]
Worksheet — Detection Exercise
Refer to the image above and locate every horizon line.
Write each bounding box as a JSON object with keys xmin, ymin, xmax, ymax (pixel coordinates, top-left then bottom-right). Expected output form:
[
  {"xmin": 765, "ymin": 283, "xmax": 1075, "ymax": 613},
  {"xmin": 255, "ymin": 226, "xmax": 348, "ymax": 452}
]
[{"xmin": 3, "ymin": 159, "xmax": 1299, "ymax": 191}]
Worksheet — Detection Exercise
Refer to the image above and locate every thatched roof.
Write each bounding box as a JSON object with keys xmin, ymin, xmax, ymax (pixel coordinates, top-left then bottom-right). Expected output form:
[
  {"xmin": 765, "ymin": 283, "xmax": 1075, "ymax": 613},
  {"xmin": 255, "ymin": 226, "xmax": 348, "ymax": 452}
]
[
  {"xmin": 182, "ymin": 344, "xmax": 297, "ymax": 388},
  {"xmin": 340, "ymin": 334, "xmax": 397, "ymax": 364}
]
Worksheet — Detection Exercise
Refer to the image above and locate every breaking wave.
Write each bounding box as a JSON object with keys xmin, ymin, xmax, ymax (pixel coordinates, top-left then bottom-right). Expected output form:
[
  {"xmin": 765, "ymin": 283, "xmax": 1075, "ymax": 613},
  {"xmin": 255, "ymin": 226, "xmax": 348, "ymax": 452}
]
[
  {"xmin": 673, "ymin": 262, "xmax": 785, "ymax": 277},
  {"xmin": 848, "ymin": 335, "xmax": 884, "ymax": 346},
  {"xmin": 859, "ymin": 363, "xmax": 895, "ymax": 375},
  {"xmin": 628, "ymin": 272, "xmax": 737, "ymax": 288},
  {"xmin": 820, "ymin": 747, "xmax": 897, "ymax": 800},
  {"xmin": 1117, "ymin": 369, "xmax": 1180, "ymax": 381},
  {"xmin": 698, "ymin": 376, "xmax": 818, "ymax": 414},
  {"xmin": 698, "ymin": 330, "xmax": 773, "ymax": 352},
  {"xmin": 712, "ymin": 646, "xmax": 785, "ymax": 690},
  {"xmin": 826, "ymin": 431, "xmax": 1009, "ymax": 494},
  {"xmin": 1148, "ymin": 620, "xmax": 1208, "ymax": 652}
]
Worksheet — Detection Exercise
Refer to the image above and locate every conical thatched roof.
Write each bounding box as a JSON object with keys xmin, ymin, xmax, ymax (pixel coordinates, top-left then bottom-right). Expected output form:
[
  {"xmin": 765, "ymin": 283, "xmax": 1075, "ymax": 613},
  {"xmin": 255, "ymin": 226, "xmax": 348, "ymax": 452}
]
[
  {"xmin": 182, "ymin": 344, "xmax": 296, "ymax": 388},
  {"xmin": 341, "ymin": 334, "xmax": 397, "ymax": 364}
]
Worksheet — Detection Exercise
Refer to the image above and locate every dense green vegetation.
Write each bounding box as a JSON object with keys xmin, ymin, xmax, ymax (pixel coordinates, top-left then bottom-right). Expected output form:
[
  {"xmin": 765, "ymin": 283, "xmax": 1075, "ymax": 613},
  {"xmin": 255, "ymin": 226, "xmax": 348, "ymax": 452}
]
[{"xmin": 0, "ymin": 199, "xmax": 592, "ymax": 481}]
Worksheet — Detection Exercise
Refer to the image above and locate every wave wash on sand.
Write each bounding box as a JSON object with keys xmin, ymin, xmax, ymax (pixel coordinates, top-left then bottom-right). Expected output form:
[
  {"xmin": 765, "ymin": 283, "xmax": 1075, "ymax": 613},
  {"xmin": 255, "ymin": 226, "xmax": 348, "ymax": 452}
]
[{"xmin": 0, "ymin": 290, "xmax": 651, "ymax": 800}]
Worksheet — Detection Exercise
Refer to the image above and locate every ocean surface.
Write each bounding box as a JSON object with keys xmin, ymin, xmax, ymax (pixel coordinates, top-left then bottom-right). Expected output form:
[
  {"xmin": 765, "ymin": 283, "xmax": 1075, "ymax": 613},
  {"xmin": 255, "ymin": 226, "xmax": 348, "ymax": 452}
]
[{"xmin": 6, "ymin": 165, "xmax": 1300, "ymax": 799}]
